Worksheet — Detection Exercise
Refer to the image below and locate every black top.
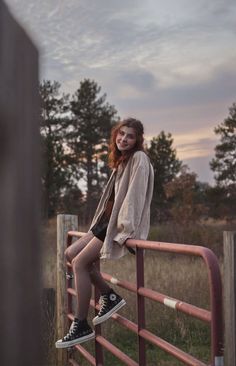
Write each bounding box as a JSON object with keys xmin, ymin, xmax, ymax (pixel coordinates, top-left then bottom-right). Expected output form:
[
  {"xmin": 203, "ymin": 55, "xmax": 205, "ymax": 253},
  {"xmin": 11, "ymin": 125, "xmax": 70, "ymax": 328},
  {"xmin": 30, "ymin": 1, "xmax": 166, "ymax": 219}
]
[{"xmin": 90, "ymin": 184, "xmax": 115, "ymax": 235}]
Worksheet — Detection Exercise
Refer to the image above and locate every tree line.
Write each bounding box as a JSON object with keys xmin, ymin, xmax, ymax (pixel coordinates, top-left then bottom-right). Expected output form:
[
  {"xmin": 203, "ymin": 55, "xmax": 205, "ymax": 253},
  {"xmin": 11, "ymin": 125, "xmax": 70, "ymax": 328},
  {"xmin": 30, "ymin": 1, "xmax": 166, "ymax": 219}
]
[{"xmin": 40, "ymin": 79, "xmax": 236, "ymax": 224}]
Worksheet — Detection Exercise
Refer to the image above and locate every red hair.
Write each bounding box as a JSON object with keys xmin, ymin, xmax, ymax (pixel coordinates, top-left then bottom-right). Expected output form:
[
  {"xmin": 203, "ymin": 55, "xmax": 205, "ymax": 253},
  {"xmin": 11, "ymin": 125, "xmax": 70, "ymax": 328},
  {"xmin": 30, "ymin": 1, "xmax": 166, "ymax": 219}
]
[{"xmin": 108, "ymin": 118, "xmax": 145, "ymax": 169}]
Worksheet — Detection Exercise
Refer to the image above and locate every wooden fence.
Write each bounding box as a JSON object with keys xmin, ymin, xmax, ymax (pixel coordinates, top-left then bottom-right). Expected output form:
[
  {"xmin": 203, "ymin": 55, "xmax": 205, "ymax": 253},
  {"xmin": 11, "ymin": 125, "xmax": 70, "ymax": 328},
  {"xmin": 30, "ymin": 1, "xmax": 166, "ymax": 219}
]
[
  {"xmin": 0, "ymin": 2, "xmax": 41, "ymax": 366},
  {"xmin": 223, "ymin": 231, "xmax": 236, "ymax": 366}
]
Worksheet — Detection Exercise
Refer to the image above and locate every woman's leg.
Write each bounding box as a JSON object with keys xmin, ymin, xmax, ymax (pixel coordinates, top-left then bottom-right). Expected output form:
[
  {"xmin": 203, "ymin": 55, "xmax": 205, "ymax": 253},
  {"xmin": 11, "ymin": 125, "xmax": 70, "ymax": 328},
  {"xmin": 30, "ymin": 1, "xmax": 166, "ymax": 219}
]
[
  {"xmin": 65, "ymin": 232, "xmax": 110, "ymax": 295},
  {"xmin": 64, "ymin": 231, "xmax": 94, "ymax": 262},
  {"xmin": 89, "ymin": 260, "xmax": 111, "ymax": 294},
  {"xmin": 72, "ymin": 236, "xmax": 105, "ymax": 320}
]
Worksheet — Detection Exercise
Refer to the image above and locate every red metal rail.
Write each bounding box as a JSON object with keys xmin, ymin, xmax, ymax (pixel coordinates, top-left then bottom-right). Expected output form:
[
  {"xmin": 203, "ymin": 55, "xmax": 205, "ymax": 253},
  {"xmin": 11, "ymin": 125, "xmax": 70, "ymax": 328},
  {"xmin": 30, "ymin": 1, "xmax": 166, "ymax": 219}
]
[{"xmin": 65, "ymin": 231, "xmax": 224, "ymax": 366}]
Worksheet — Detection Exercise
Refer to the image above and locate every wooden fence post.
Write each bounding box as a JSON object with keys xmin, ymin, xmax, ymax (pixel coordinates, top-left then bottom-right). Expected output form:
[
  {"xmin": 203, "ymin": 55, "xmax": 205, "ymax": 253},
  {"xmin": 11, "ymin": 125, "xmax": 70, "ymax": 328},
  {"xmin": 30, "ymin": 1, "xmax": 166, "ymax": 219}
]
[
  {"xmin": 0, "ymin": 2, "xmax": 41, "ymax": 366},
  {"xmin": 57, "ymin": 214, "xmax": 78, "ymax": 366},
  {"xmin": 223, "ymin": 231, "xmax": 236, "ymax": 366}
]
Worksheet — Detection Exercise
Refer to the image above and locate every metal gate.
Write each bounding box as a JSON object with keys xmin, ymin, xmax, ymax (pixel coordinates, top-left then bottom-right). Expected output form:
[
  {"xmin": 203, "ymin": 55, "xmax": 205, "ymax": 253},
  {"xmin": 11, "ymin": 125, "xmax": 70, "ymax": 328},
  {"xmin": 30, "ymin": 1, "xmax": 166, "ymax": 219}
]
[{"xmin": 65, "ymin": 231, "xmax": 224, "ymax": 366}]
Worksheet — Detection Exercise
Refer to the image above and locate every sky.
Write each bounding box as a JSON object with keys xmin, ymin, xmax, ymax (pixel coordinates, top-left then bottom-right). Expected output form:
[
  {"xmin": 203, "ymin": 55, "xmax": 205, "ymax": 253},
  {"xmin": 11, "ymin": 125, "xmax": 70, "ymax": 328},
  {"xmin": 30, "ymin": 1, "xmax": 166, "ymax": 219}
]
[{"xmin": 5, "ymin": 0, "xmax": 236, "ymax": 184}]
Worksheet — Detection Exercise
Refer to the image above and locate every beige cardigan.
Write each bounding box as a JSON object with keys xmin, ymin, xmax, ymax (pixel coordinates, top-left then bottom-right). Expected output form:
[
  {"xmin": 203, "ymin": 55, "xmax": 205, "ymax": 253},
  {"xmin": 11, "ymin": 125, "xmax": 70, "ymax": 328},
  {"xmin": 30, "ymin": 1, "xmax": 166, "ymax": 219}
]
[{"xmin": 88, "ymin": 150, "xmax": 154, "ymax": 259}]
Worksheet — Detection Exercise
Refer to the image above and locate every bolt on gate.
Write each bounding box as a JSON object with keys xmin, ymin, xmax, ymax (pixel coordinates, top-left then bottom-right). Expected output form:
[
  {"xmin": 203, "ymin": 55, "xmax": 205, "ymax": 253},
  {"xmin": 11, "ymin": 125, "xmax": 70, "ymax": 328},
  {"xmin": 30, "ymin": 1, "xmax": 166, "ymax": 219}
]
[{"xmin": 64, "ymin": 231, "xmax": 224, "ymax": 366}]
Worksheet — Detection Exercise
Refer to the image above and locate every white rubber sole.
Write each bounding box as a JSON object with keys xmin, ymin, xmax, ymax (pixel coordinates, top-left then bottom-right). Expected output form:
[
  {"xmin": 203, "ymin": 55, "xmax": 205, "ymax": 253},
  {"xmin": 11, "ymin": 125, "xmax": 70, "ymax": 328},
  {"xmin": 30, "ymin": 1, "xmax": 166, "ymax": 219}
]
[
  {"xmin": 55, "ymin": 331, "xmax": 95, "ymax": 349},
  {"xmin": 93, "ymin": 299, "xmax": 126, "ymax": 326}
]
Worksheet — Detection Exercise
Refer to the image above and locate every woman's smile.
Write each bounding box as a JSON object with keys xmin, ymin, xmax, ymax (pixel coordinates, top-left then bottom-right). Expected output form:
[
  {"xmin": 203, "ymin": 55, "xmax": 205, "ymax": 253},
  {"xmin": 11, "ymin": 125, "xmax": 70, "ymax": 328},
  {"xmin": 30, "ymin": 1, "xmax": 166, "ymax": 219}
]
[{"xmin": 116, "ymin": 126, "xmax": 137, "ymax": 152}]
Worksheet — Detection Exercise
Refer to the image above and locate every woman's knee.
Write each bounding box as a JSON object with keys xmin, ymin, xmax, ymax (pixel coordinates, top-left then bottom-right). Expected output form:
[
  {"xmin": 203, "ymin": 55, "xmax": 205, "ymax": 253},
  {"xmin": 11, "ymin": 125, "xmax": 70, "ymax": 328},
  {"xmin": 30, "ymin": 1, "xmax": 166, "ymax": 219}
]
[
  {"xmin": 64, "ymin": 247, "xmax": 73, "ymax": 262},
  {"xmin": 64, "ymin": 232, "xmax": 94, "ymax": 262}
]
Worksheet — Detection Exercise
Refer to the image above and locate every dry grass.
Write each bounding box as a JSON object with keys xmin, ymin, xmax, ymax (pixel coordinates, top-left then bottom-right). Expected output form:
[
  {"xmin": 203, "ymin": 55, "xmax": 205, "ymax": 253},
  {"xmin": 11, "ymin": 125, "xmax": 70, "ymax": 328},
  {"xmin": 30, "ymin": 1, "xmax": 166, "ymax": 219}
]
[
  {"xmin": 40, "ymin": 218, "xmax": 229, "ymax": 365},
  {"xmin": 98, "ymin": 251, "xmax": 213, "ymax": 365}
]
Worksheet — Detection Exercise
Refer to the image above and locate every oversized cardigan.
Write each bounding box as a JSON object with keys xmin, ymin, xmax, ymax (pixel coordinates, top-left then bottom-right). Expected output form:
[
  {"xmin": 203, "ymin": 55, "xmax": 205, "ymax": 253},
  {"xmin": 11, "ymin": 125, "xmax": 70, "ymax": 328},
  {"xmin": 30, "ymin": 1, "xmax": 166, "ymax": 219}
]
[{"xmin": 88, "ymin": 150, "xmax": 154, "ymax": 259}]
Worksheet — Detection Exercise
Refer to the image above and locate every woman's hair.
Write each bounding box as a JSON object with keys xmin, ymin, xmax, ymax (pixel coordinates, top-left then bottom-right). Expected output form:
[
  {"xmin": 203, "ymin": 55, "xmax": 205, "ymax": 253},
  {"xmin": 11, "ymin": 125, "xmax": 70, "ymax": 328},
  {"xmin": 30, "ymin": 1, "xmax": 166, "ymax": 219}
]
[{"xmin": 108, "ymin": 117, "xmax": 145, "ymax": 169}]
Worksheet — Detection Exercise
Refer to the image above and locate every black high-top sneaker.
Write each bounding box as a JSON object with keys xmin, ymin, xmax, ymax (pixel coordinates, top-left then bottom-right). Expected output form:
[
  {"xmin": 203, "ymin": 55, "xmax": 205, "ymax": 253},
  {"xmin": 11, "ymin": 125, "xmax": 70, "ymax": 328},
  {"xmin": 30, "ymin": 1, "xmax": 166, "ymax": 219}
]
[
  {"xmin": 93, "ymin": 290, "xmax": 126, "ymax": 326},
  {"xmin": 55, "ymin": 318, "xmax": 95, "ymax": 348}
]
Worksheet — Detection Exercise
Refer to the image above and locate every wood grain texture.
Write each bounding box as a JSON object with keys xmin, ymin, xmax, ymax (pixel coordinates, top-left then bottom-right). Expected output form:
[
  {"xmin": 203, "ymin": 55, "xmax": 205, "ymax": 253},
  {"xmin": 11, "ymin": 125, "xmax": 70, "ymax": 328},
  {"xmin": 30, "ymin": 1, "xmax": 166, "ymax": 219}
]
[
  {"xmin": 223, "ymin": 231, "xmax": 236, "ymax": 366},
  {"xmin": 57, "ymin": 214, "xmax": 78, "ymax": 365},
  {"xmin": 0, "ymin": 2, "xmax": 41, "ymax": 365}
]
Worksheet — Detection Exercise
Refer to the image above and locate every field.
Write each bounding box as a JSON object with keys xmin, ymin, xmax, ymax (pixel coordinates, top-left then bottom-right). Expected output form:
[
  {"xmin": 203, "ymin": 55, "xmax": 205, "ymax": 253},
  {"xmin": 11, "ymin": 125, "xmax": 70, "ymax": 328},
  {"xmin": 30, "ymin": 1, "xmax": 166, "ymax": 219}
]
[{"xmin": 41, "ymin": 218, "xmax": 233, "ymax": 365}]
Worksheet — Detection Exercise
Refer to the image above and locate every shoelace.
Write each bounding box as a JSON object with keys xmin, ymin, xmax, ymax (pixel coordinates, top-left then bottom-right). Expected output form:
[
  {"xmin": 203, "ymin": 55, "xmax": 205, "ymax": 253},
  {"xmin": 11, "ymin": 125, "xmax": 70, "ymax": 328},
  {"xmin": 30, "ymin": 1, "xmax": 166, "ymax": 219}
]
[
  {"xmin": 99, "ymin": 295, "xmax": 109, "ymax": 315},
  {"xmin": 63, "ymin": 321, "xmax": 79, "ymax": 341}
]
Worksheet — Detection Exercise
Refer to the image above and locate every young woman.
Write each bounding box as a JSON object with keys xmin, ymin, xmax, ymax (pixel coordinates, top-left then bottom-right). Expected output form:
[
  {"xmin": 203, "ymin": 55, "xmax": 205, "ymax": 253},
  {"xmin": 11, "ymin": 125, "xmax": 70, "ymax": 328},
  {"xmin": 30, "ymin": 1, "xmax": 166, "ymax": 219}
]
[{"xmin": 56, "ymin": 118, "xmax": 154, "ymax": 348}]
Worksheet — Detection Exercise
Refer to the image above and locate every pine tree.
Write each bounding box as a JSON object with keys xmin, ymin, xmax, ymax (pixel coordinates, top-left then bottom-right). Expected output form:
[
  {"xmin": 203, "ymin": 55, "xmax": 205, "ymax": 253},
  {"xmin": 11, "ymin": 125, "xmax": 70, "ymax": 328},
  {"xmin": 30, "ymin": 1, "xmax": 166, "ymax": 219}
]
[
  {"xmin": 210, "ymin": 103, "xmax": 236, "ymax": 185},
  {"xmin": 147, "ymin": 131, "xmax": 182, "ymax": 223},
  {"xmin": 69, "ymin": 79, "xmax": 119, "ymax": 222},
  {"xmin": 210, "ymin": 102, "xmax": 236, "ymax": 220},
  {"xmin": 40, "ymin": 80, "xmax": 79, "ymax": 218}
]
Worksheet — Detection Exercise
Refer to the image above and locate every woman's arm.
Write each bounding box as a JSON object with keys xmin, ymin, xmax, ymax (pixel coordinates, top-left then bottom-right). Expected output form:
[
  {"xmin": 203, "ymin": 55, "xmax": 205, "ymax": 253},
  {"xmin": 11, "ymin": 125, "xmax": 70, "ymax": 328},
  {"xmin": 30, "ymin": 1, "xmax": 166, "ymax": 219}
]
[{"xmin": 113, "ymin": 152, "xmax": 151, "ymax": 245}]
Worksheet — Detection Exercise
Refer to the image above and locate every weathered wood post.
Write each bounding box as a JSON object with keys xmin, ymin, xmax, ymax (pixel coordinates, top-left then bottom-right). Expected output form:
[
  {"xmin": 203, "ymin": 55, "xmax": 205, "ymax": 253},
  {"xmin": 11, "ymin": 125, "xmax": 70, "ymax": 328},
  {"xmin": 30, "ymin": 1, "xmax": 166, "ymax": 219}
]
[
  {"xmin": 223, "ymin": 231, "xmax": 236, "ymax": 366},
  {"xmin": 0, "ymin": 2, "xmax": 41, "ymax": 366},
  {"xmin": 57, "ymin": 214, "xmax": 78, "ymax": 365}
]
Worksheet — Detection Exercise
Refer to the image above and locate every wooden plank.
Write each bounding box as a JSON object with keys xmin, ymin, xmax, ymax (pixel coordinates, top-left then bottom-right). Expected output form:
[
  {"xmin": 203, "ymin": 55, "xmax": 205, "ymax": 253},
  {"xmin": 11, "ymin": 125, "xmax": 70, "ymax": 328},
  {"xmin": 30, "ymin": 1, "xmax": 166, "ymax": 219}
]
[
  {"xmin": 223, "ymin": 231, "xmax": 236, "ymax": 366},
  {"xmin": 0, "ymin": 2, "xmax": 41, "ymax": 366},
  {"xmin": 57, "ymin": 214, "xmax": 78, "ymax": 365}
]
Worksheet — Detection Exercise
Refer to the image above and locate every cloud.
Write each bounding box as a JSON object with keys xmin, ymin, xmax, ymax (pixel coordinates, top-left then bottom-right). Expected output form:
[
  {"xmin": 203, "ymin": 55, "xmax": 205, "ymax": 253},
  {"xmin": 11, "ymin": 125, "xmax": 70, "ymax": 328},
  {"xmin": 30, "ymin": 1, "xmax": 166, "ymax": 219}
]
[
  {"xmin": 176, "ymin": 137, "xmax": 217, "ymax": 159},
  {"xmin": 4, "ymin": 0, "xmax": 236, "ymax": 182},
  {"xmin": 6, "ymin": 0, "xmax": 236, "ymax": 88},
  {"xmin": 108, "ymin": 61, "xmax": 236, "ymax": 134},
  {"xmin": 183, "ymin": 155, "xmax": 215, "ymax": 184}
]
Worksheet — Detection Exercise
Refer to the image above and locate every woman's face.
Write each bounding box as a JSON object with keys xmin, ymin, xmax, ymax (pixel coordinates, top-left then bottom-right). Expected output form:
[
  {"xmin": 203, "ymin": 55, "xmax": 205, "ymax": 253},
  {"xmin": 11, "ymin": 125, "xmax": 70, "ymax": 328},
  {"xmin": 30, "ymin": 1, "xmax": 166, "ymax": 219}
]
[{"xmin": 116, "ymin": 126, "xmax": 137, "ymax": 153}]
